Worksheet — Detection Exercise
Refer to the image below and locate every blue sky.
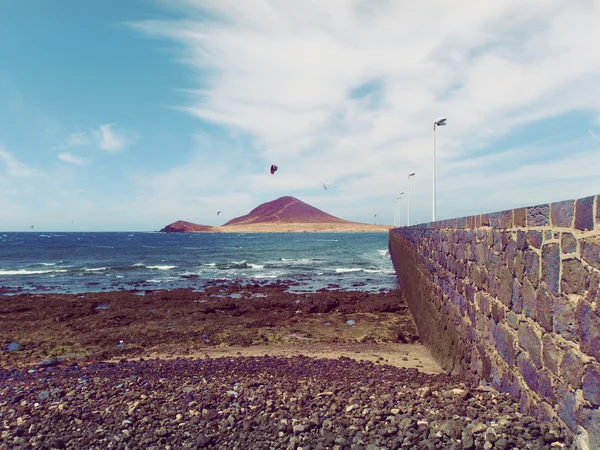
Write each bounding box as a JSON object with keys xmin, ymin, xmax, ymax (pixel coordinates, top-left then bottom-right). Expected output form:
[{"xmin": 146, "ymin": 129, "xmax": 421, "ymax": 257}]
[{"xmin": 1, "ymin": 1, "xmax": 600, "ymax": 231}]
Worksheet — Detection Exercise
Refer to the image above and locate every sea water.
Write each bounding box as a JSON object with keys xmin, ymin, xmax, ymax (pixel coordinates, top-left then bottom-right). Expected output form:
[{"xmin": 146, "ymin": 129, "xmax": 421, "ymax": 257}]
[{"xmin": 0, "ymin": 232, "xmax": 397, "ymax": 294}]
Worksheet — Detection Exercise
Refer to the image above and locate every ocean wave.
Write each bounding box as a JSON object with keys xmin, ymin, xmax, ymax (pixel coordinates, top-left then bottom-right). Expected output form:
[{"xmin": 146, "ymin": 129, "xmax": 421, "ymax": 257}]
[
  {"xmin": 146, "ymin": 265, "xmax": 177, "ymax": 270},
  {"xmin": 0, "ymin": 268, "xmax": 69, "ymax": 276},
  {"xmin": 334, "ymin": 268, "xmax": 362, "ymax": 273},
  {"xmin": 84, "ymin": 267, "xmax": 109, "ymax": 272}
]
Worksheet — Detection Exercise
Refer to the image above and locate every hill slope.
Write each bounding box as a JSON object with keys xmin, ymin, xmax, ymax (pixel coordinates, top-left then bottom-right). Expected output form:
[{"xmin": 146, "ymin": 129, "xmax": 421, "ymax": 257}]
[
  {"xmin": 159, "ymin": 221, "xmax": 217, "ymax": 233},
  {"xmin": 223, "ymin": 196, "xmax": 350, "ymax": 226}
]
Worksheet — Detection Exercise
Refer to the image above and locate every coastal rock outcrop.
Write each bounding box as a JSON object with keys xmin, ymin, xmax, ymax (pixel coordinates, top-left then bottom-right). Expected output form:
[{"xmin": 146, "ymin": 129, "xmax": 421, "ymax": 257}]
[{"xmin": 159, "ymin": 220, "xmax": 216, "ymax": 233}]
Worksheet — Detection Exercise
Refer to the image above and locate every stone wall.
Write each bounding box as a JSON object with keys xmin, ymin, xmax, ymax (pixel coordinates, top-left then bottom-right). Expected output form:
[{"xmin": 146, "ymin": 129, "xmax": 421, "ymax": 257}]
[{"xmin": 389, "ymin": 195, "xmax": 600, "ymax": 447}]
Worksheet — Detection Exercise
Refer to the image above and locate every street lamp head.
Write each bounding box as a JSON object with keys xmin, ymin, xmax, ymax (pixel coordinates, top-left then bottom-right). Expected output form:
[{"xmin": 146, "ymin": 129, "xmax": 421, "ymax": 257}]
[
  {"xmin": 408, "ymin": 172, "xmax": 415, "ymax": 177},
  {"xmin": 434, "ymin": 117, "xmax": 447, "ymax": 126}
]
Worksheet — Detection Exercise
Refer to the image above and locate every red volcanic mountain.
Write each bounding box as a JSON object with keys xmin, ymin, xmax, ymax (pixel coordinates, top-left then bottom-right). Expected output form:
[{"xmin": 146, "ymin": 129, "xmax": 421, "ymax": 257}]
[{"xmin": 224, "ymin": 196, "xmax": 350, "ymax": 226}]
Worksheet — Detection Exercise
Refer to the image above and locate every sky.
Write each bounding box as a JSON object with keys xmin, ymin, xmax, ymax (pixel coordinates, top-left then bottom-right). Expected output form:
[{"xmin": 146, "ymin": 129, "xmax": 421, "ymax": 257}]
[{"xmin": 1, "ymin": 0, "xmax": 600, "ymax": 231}]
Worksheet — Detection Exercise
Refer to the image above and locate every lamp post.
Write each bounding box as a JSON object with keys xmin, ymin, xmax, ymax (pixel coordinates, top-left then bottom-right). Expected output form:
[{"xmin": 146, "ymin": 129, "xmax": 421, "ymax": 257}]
[
  {"xmin": 407, "ymin": 172, "xmax": 415, "ymax": 225},
  {"xmin": 395, "ymin": 192, "xmax": 404, "ymax": 227},
  {"xmin": 433, "ymin": 116, "xmax": 447, "ymax": 222}
]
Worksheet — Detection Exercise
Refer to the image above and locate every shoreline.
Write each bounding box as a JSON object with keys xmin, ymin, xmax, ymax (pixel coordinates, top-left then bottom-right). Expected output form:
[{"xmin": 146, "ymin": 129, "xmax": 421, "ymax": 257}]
[{"xmin": 162, "ymin": 222, "xmax": 393, "ymax": 233}]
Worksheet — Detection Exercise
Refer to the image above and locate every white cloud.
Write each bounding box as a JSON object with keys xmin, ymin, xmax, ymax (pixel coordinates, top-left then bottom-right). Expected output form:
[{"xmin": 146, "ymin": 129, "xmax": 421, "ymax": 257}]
[
  {"xmin": 58, "ymin": 152, "xmax": 88, "ymax": 165},
  {"xmin": 0, "ymin": 147, "xmax": 38, "ymax": 177},
  {"xmin": 97, "ymin": 123, "xmax": 128, "ymax": 152},
  {"xmin": 53, "ymin": 132, "xmax": 90, "ymax": 150},
  {"xmin": 126, "ymin": 1, "xmax": 600, "ymax": 225}
]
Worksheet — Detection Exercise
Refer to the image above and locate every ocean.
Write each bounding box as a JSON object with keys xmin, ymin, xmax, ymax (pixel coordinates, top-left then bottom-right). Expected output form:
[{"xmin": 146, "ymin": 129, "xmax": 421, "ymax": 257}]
[{"xmin": 0, "ymin": 232, "xmax": 397, "ymax": 295}]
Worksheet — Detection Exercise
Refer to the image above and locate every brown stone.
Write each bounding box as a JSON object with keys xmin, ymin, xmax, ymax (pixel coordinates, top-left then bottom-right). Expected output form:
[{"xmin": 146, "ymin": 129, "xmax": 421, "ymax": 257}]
[
  {"xmin": 513, "ymin": 208, "xmax": 527, "ymax": 228},
  {"xmin": 561, "ymin": 259, "xmax": 589, "ymax": 295}
]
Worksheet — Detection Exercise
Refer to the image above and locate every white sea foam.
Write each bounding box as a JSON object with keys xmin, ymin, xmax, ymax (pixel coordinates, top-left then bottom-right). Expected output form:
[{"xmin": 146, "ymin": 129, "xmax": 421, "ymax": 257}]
[
  {"xmin": 0, "ymin": 268, "xmax": 69, "ymax": 275},
  {"xmin": 84, "ymin": 267, "xmax": 108, "ymax": 272},
  {"xmin": 334, "ymin": 268, "xmax": 362, "ymax": 273},
  {"xmin": 147, "ymin": 265, "xmax": 176, "ymax": 270}
]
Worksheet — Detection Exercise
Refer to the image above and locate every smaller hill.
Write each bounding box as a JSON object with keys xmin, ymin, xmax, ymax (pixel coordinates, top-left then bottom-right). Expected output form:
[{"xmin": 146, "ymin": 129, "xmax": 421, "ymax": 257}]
[
  {"xmin": 160, "ymin": 221, "xmax": 217, "ymax": 233},
  {"xmin": 223, "ymin": 196, "xmax": 351, "ymax": 226}
]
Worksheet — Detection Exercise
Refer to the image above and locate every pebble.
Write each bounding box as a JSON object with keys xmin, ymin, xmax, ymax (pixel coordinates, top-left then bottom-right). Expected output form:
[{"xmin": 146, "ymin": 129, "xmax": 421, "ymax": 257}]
[{"xmin": 0, "ymin": 356, "xmax": 572, "ymax": 449}]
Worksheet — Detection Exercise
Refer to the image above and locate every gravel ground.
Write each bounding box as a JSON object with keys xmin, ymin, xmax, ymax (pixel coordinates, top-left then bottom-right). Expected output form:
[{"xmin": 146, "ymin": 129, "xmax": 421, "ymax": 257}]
[{"xmin": 0, "ymin": 356, "xmax": 571, "ymax": 450}]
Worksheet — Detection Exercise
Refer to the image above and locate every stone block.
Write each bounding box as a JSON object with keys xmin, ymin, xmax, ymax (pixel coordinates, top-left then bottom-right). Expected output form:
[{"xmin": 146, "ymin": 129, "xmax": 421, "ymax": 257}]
[
  {"xmin": 493, "ymin": 230, "xmax": 503, "ymax": 252},
  {"xmin": 489, "ymin": 212, "xmax": 501, "ymax": 228},
  {"xmin": 495, "ymin": 324, "xmax": 517, "ymax": 365},
  {"xmin": 578, "ymin": 299, "xmax": 600, "ymax": 360},
  {"xmin": 575, "ymin": 195, "xmax": 595, "ymax": 231},
  {"xmin": 581, "ymin": 236, "xmax": 600, "ymax": 270},
  {"xmin": 535, "ymin": 401, "xmax": 556, "ymax": 425},
  {"xmin": 535, "ymin": 284, "xmax": 554, "ymax": 332},
  {"xmin": 527, "ymin": 204, "xmax": 550, "ymax": 227},
  {"xmin": 512, "ymin": 279, "xmax": 522, "ymax": 314},
  {"xmin": 553, "ymin": 295, "xmax": 577, "ymax": 342},
  {"xmin": 522, "ymin": 277, "xmax": 537, "ymax": 320},
  {"xmin": 597, "ymin": 195, "xmax": 600, "ymax": 226},
  {"xmin": 524, "ymin": 250, "xmax": 540, "ymax": 288},
  {"xmin": 582, "ymin": 362, "xmax": 600, "ymax": 406},
  {"xmin": 514, "ymin": 249, "xmax": 525, "ymax": 283},
  {"xmin": 542, "ymin": 333, "xmax": 561, "ymax": 373},
  {"xmin": 551, "ymin": 200, "xmax": 575, "ymax": 227},
  {"xmin": 505, "ymin": 239, "xmax": 517, "ymax": 275},
  {"xmin": 506, "ymin": 312, "xmax": 518, "ymax": 330},
  {"xmin": 517, "ymin": 352, "xmax": 539, "ymax": 391},
  {"xmin": 491, "ymin": 299, "xmax": 506, "ymax": 323},
  {"xmin": 561, "ymin": 259, "xmax": 589, "ymax": 295},
  {"xmin": 516, "ymin": 230, "xmax": 527, "ymax": 250},
  {"xmin": 481, "ymin": 214, "xmax": 490, "ymax": 227},
  {"xmin": 476, "ymin": 291, "xmax": 492, "ymax": 318},
  {"xmin": 560, "ymin": 232, "xmax": 577, "ymax": 254},
  {"xmin": 499, "ymin": 210, "xmax": 512, "ymax": 229},
  {"xmin": 576, "ymin": 407, "xmax": 600, "ymax": 450},
  {"xmin": 527, "ymin": 230, "xmax": 543, "ymax": 249},
  {"xmin": 541, "ymin": 243, "xmax": 560, "ymax": 295},
  {"xmin": 561, "ymin": 348, "xmax": 585, "ymax": 388},
  {"xmin": 544, "ymin": 230, "xmax": 553, "ymax": 240},
  {"xmin": 497, "ymin": 266, "xmax": 513, "ymax": 307},
  {"xmin": 555, "ymin": 384, "xmax": 579, "ymax": 433},
  {"xmin": 586, "ymin": 271, "xmax": 599, "ymax": 302},
  {"xmin": 518, "ymin": 321, "xmax": 543, "ymax": 368},
  {"xmin": 514, "ymin": 208, "xmax": 527, "ymax": 228},
  {"xmin": 537, "ymin": 370, "xmax": 555, "ymax": 404}
]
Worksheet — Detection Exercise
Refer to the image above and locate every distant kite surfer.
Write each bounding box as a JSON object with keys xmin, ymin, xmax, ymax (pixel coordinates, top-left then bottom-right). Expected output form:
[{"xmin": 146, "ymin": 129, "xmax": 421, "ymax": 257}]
[
  {"xmin": 217, "ymin": 211, "xmax": 222, "ymax": 216},
  {"xmin": 270, "ymin": 164, "xmax": 278, "ymax": 174}
]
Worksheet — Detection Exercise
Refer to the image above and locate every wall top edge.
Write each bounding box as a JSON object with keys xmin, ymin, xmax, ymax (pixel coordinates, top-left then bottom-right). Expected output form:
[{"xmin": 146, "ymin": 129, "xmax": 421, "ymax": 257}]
[{"xmin": 392, "ymin": 194, "xmax": 599, "ymax": 231}]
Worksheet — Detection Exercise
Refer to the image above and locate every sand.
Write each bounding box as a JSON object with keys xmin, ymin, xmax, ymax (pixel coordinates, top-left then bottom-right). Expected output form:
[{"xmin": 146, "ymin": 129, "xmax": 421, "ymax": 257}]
[{"xmin": 215, "ymin": 222, "xmax": 392, "ymax": 233}]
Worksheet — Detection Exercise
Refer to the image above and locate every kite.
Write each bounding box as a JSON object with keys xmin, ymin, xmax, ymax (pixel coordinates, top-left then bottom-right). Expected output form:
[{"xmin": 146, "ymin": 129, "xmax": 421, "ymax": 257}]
[
  {"xmin": 217, "ymin": 211, "xmax": 222, "ymax": 216},
  {"xmin": 270, "ymin": 164, "xmax": 278, "ymax": 174},
  {"xmin": 323, "ymin": 183, "xmax": 330, "ymax": 190}
]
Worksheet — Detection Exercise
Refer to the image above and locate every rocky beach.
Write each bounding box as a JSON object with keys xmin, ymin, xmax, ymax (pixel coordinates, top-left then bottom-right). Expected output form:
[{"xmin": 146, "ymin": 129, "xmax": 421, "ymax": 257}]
[{"xmin": 0, "ymin": 282, "xmax": 573, "ymax": 449}]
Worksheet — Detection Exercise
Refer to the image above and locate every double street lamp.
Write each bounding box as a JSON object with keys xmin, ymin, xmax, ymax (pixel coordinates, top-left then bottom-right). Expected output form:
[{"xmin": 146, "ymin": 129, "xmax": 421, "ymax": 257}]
[
  {"xmin": 407, "ymin": 172, "xmax": 415, "ymax": 226},
  {"xmin": 433, "ymin": 117, "xmax": 447, "ymax": 222},
  {"xmin": 394, "ymin": 192, "xmax": 404, "ymax": 227}
]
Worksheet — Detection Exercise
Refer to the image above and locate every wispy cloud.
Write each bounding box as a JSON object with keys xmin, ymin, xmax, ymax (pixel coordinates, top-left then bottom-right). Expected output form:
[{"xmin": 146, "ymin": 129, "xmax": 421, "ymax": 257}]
[
  {"xmin": 97, "ymin": 123, "xmax": 128, "ymax": 152},
  {"xmin": 0, "ymin": 147, "xmax": 38, "ymax": 177},
  {"xmin": 58, "ymin": 152, "xmax": 88, "ymax": 165},
  {"xmin": 589, "ymin": 129, "xmax": 600, "ymax": 143},
  {"xmin": 126, "ymin": 1, "xmax": 600, "ymax": 223},
  {"xmin": 54, "ymin": 132, "xmax": 90, "ymax": 150}
]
